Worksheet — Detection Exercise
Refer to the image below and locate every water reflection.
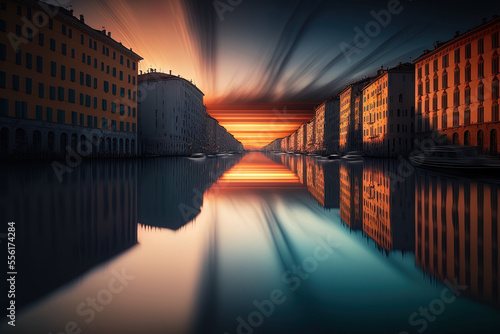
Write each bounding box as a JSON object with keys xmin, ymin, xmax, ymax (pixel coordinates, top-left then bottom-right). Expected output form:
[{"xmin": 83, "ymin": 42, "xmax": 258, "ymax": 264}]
[
  {"xmin": 138, "ymin": 155, "xmax": 241, "ymax": 230},
  {"xmin": 0, "ymin": 161, "xmax": 138, "ymax": 309},
  {"xmin": 269, "ymin": 152, "xmax": 499, "ymax": 308},
  {"xmin": 415, "ymin": 169, "xmax": 500, "ymax": 307}
]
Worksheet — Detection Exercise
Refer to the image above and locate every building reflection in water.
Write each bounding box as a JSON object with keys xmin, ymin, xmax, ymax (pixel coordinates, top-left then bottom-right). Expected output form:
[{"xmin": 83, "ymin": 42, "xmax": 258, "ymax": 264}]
[
  {"xmin": 363, "ymin": 159, "xmax": 415, "ymax": 252},
  {"xmin": 270, "ymin": 152, "xmax": 499, "ymax": 307},
  {"xmin": 340, "ymin": 162, "xmax": 363, "ymax": 230},
  {"xmin": 138, "ymin": 155, "xmax": 241, "ymax": 230},
  {"xmin": 415, "ymin": 169, "xmax": 500, "ymax": 306},
  {"xmin": 0, "ymin": 160, "xmax": 138, "ymax": 309}
]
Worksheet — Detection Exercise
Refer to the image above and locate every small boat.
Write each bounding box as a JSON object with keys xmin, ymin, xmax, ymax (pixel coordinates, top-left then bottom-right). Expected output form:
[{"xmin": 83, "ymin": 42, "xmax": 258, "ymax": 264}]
[
  {"xmin": 409, "ymin": 145, "xmax": 500, "ymax": 171},
  {"xmin": 188, "ymin": 153, "xmax": 206, "ymax": 160},
  {"xmin": 342, "ymin": 151, "xmax": 365, "ymax": 160},
  {"xmin": 327, "ymin": 154, "xmax": 342, "ymax": 160}
]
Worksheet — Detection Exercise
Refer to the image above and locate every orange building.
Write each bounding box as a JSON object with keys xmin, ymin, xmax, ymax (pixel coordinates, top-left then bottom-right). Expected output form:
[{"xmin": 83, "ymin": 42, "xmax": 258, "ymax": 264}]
[
  {"xmin": 339, "ymin": 78, "xmax": 371, "ymax": 153},
  {"xmin": 414, "ymin": 17, "xmax": 500, "ymax": 154},
  {"xmin": 362, "ymin": 63, "xmax": 415, "ymax": 157},
  {"xmin": 0, "ymin": 0, "xmax": 142, "ymax": 159},
  {"xmin": 339, "ymin": 162, "xmax": 363, "ymax": 230},
  {"xmin": 415, "ymin": 170, "xmax": 500, "ymax": 306}
]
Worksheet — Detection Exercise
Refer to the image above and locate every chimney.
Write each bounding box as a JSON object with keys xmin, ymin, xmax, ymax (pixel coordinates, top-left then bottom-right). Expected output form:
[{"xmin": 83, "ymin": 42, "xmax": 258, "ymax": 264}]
[
  {"xmin": 69, "ymin": 9, "xmax": 74, "ymax": 16},
  {"xmin": 79, "ymin": 14, "xmax": 84, "ymax": 23},
  {"xmin": 107, "ymin": 32, "xmax": 111, "ymax": 38},
  {"xmin": 169, "ymin": 70, "xmax": 172, "ymax": 75},
  {"xmin": 102, "ymin": 29, "xmax": 106, "ymax": 35}
]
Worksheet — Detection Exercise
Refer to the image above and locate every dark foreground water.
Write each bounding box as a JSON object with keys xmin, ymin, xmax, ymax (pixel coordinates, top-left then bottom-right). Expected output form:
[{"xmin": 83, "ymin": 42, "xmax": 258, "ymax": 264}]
[{"xmin": 0, "ymin": 152, "xmax": 499, "ymax": 334}]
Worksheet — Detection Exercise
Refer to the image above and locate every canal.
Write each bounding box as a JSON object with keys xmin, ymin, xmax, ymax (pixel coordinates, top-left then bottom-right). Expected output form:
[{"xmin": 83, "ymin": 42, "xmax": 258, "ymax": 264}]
[{"xmin": 0, "ymin": 152, "xmax": 499, "ymax": 334}]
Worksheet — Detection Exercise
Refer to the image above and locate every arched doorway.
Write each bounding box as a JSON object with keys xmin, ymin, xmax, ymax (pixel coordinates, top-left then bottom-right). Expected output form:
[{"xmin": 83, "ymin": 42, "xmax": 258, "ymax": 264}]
[
  {"xmin": 119, "ymin": 138, "xmax": 124, "ymax": 155},
  {"xmin": 477, "ymin": 130, "xmax": 484, "ymax": 153},
  {"xmin": 0, "ymin": 127, "xmax": 9, "ymax": 155},
  {"xmin": 71, "ymin": 133, "xmax": 77, "ymax": 151},
  {"xmin": 464, "ymin": 131, "xmax": 471, "ymax": 146},
  {"xmin": 491, "ymin": 129, "xmax": 498, "ymax": 154},
  {"xmin": 106, "ymin": 138, "xmax": 111, "ymax": 154},
  {"xmin": 452, "ymin": 132, "xmax": 459, "ymax": 145}
]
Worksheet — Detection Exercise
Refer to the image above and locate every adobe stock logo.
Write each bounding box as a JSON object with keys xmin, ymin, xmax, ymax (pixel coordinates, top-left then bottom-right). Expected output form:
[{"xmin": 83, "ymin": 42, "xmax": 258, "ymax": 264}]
[
  {"xmin": 339, "ymin": 0, "xmax": 405, "ymax": 64},
  {"xmin": 213, "ymin": 0, "xmax": 243, "ymax": 21}
]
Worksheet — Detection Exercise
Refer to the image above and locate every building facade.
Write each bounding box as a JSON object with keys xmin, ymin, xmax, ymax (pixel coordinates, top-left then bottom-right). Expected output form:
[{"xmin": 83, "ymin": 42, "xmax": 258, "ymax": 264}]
[
  {"xmin": 339, "ymin": 78, "xmax": 371, "ymax": 153},
  {"xmin": 138, "ymin": 71, "xmax": 242, "ymax": 156},
  {"xmin": 414, "ymin": 17, "xmax": 500, "ymax": 154},
  {"xmin": 363, "ymin": 63, "xmax": 415, "ymax": 157},
  {"xmin": 0, "ymin": 0, "xmax": 142, "ymax": 159}
]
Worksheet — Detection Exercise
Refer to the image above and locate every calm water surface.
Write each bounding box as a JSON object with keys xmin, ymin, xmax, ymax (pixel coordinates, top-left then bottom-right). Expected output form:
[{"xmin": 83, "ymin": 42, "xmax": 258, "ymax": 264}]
[{"xmin": 0, "ymin": 152, "xmax": 499, "ymax": 334}]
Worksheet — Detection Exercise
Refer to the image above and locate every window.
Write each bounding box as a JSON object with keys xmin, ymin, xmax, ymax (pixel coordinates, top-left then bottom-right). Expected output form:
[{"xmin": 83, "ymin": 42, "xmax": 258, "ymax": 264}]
[
  {"xmin": 94, "ymin": 58, "xmax": 97, "ymax": 68},
  {"xmin": 39, "ymin": 33, "xmax": 44, "ymax": 46},
  {"xmin": 111, "ymin": 120, "xmax": 116, "ymax": 131},
  {"xmin": 102, "ymin": 99, "xmax": 107, "ymax": 111},
  {"xmin": 49, "ymin": 19, "xmax": 53, "ymax": 29},
  {"xmin": 493, "ymin": 103, "xmax": 499, "ymax": 122},
  {"xmin": 50, "ymin": 38, "xmax": 55, "ymax": 51},
  {"xmin": 120, "ymin": 122, "xmax": 124, "ymax": 131},
  {"xmin": 57, "ymin": 109, "xmax": 65, "ymax": 123},
  {"xmin": 82, "ymin": 52, "xmax": 86, "ymax": 63},
  {"xmin": 81, "ymin": 34, "xmax": 84, "ymax": 45},
  {"xmin": 15, "ymin": 50, "xmax": 21, "ymax": 65},
  {"xmin": 36, "ymin": 56, "xmax": 42, "ymax": 73},
  {"xmin": 71, "ymin": 49, "xmax": 75, "ymax": 58},
  {"xmin": 36, "ymin": 105, "xmax": 43, "ymax": 120},
  {"xmin": 70, "ymin": 68, "xmax": 76, "ymax": 82},
  {"xmin": 442, "ymin": 54, "xmax": 449, "ymax": 68},
  {"xmin": 465, "ymin": 43, "xmax": 471, "ymax": 59},
  {"xmin": 493, "ymin": 54, "xmax": 499, "ymax": 74},
  {"xmin": 0, "ymin": 19, "xmax": 5, "ymax": 32},
  {"xmin": 453, "ymin": 111, "xmax": 459, "ymax": 127},
  {"xmin": 0, "ymin": 98, "xmax": 8, "ymax": 116},
  {"xmin": 132, "ymin": 62, "xmax": 136, "ymax": 70},
  {"xmin": 465, "ymin": 86, "xmax": 471, "ymax": 104},
  {"xmin": 87, "ymin": 115, "xmax": 93, "ymax": 127},
  {"xmin": 453, "ymin": 89, "xmax": 460, "ymax": 107},
  {"xmin": 432, "ymin": 94, "xmax": 438, "ymax": 111},
  {"xmin": 442, "ymin": 70, "xmax": 448, "ymax": 89},
  {"xmin": 132, "ymin": 123, "xmax": 136, "ymax": 132},
  {"xmin": 68, "ymin": 89, "xmax": 75, "ymax": 103},
  {"xmin": 94, "ymin": 78, "xmax": 98, "ymax": 89},
  {"xmin": 14, "ymin": 101, "xmax": 27, "ymax": 118},
  {"xmin": 102, "ymin": 118, "xmax": 108, "ymax": 130},
  {"xmin": 25, "ymin": 77, "xmax": 32, "ymax": 94},
  {"xmin": 51, "ymin": 61, "xmax": 56, "ymax": 77},
  {"xmin": 478, "ymin": 38, "xmax": 484, "ymax": 54},
  {"xmin": 441, "ymin": 92, "xmax": 448, "ymax": 109},
  {"xmin": 58, "ymin": 87, "xmax": 64, "ymax": 101},
  {"xmin": 493, "ymin": 32, "xmax": 500, "ymax": 49},
  {"xmin": 478, "ymin": 82, "xmax": 484, "ymax": 101},
  {"xmin": 88, "ymin": 38, "xmax": 92, "ymax": 48},
  {"xmin": 465, "ymin": 63, "xmax": 471, "ymax": 82},
  {"xmin": 87, "ymin": 55, "xmax": 91, "ymax": 65},
  {"xmin": 120, "ymin": 55, "xmax": 123, "ymax": 65},
  {"xmin": 0, "ymin": 71, "xmax": 4, "ymax": 88},
  {"xmin": 62, "ymin": 43, "xmax": 67, "ymax": 55},
  {"xmin": 80, "ymin": 113, "xmax": 85, "ymax": 126},
  {"xmin": 104, "ymin": 81, "xmax": 109, "ymax": 92},
  {"xmin": 127, "ymin": 59, "xmax": 130, "ymax": 68},
  {"xmin": 26, "ymin": 53, "xmax": 32, "ymax": 69},
  {"xmin": 93, "ymin": 97, "xmax": 98, "ymax": 109},
  {"xmin": 433, "ymin": 75, "xmax": 438, "ymax": 91},
  {"xmin": 418, "ymin": 82, "xmax": 423, "ymax": 96},
  {"xmin": 38, "ymin": 83, "xmax": 44, "ymax": 98},
  {"xmin": 454, "ymin": 48, "xmax": 460, "ymax": 63},
  {"xmin": 12, "ymin": 75, "xmax": 19, "ymax": 91},
  {"xmin": 464, "ymin": 107, "xmax": 470, "ymax": 125},
  {"xmin": 112, "ymin": 67, "xmax": 116, "ymax": 77},
  {"xmin": 120, "ymin": 87, "xmax": 125, "ymax": 97},
  {"xmin": 71, "ymin": 111, "xmax": 77, "ymax": 125},
  {"xmin": 69, "ymin": 29, "xmax": 72, "ymax": 38},
  {"xmin": 126, "ymin": 123, "xmax": 130, "ymax": 132},
  {"xmin": 79, "ymin": 93, "xmax": 84, "ymax": 105},
  {"xmin": 120, "ymin": 104, "xmax": 125, "ymax": 115},
  {"xmin": 133, "ymin": 76, "xmax": 136, "ymax": 85},
  {"xmin": 478, "ymin": 59, "xmax": 484, "ymax": 79},
  {"xmin": 477, "ymin": 105, "xmax": 484, "ymax": 123},
  {"xmin": 454, "ymin": 66, "xmax": 460, "ymax": 85},
  {"xmin": 425, "ymin": 79, "xmax": 429, "ymax": 94},
  {"xmin": 132, "ymin": 108, "xmax": 136, "ymax": 117},
  {"xmin": 15, "ymin": 24, "xmax": 21, "ymax": 37},
  {"xmin": 80, "ymin": 72, "xmax": 84, "ymax": 85},
  {"xmin": 49, "ymin": 86, "xmax": 55, "ymax": 99},
  {"xmin": 85, "ymin": 95, "xmax": 91, "ymax": 107},
  {"xmin": 42, "ymin": 107, "xmax": 52, "ymax": 123},
  {"xmin": 119, "ymin": 71, "xmax": 123, "ymax": 80},
  {"xmin": 111, "ymin": 102, "xmax": 116, "ymax": 113},
  {"xmin": 113, "ymin": 51, "xmax": 116, "ymax": 59},
  {"xmin": 112, "ymin": 84, "xmax": 116, "ymax": 95},
  {"xmin": 493, "ymin": 77, "xmax": 499, "ymax": 99},
  {"xmin": 418, "ymin": 67, "xmax": 422, "ymax": 79}
]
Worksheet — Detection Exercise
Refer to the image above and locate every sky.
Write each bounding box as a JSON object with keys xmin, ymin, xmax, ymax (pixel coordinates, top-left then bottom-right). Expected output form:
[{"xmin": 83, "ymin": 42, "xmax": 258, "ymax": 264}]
[{"xmin": 48, "ymin": 0, "xmax": 500, "ymax": 149}]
